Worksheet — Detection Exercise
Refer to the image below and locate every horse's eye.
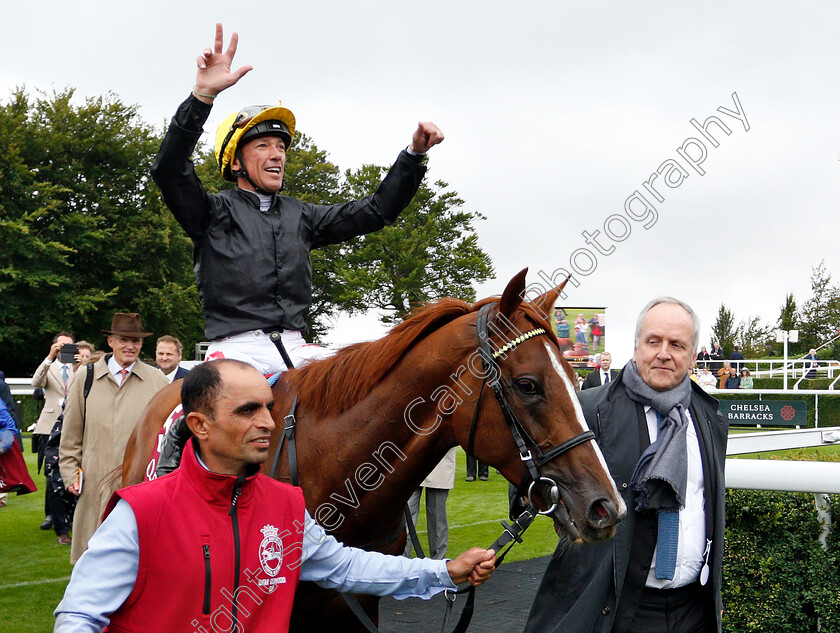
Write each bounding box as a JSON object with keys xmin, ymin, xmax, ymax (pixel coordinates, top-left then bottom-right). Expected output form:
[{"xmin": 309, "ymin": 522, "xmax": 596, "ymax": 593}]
[{"xmin": 515, "ymin": 378, "xmax": 540, "ymax": 395}]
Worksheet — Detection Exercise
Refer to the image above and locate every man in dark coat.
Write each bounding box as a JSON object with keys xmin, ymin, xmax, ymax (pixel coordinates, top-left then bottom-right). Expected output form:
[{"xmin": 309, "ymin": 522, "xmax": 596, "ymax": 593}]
[
  {"xmin": 582, "ymin": 352, "xmax": 619, "ymax": 390},
  {"xmin": 525, "ymin": 297, "xmax": 728, "ymax": 633},
  {"xmin": 729, "ymin": 346, "xmax": 744, "ymax": 372}
]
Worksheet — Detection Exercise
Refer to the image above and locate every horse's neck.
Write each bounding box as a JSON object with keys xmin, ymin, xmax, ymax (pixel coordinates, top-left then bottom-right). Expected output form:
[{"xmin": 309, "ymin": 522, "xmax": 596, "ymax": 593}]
[{"xmin": 295, "ymin": 338, "xmax": 470, "ymax": 545}]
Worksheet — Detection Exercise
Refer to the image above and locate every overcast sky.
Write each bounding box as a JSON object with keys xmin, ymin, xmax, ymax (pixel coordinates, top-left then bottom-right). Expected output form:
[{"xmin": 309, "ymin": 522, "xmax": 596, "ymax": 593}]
[{"xmin": 3, "ymin": 1, "xmax": 838, "ymax": 364}]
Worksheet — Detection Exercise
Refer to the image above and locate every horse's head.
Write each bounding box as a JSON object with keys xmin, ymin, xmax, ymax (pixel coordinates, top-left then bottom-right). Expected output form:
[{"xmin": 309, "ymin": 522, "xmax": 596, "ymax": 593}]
[{"xmin": 453, "ymin": 269, "xmax": 625, "ymax": 543}]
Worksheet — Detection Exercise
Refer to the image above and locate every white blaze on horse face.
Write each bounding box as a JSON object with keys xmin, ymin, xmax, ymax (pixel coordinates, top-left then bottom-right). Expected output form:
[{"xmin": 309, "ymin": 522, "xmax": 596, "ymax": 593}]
[{"xmin": 543, "ymin": 341, "xmax": 617, "ymax": 497}]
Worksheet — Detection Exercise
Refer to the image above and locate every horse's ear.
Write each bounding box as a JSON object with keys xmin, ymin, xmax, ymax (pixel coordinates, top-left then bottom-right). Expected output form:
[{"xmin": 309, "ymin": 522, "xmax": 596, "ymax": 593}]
[
  {"xmin": 499, "ymin": 268, "xmax": 529, "ymax": 318},
  {"xmin": 531, "ymin": 275, "xmax": 572, "ymax": 319}
]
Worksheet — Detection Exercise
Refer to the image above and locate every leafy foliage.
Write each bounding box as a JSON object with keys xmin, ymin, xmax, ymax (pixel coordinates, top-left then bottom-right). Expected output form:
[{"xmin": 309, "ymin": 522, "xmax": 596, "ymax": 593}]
[
  {"xmin": 734, "ymin": 315, "xmax": 774, "ymax": 357},
  {"xmin": 800, "ymin": 260, "xmax": 840, "ymax": 353},
  {"xmin": 0, "ymin": 88, "xmax": 202, "ymax": 374},
  {"xmin": 724, "ymin": 488, "xmax": 840, "ymax": 632},
  {"xmin": 337, "ymin": 165, "xmax": 494, "ymax": 324},
  {"xmin": 711, "ymin": 303, "xmax": 737, "ymax": 355},
  {"xmin": 1, "ymin": 88, "xmax": 493, "ymax": 372}
]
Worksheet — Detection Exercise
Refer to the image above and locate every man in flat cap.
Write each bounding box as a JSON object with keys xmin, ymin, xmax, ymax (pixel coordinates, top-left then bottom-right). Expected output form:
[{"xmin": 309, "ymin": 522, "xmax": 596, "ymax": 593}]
[{"xmin": 59, "ymin": 313, "xmax": 169, "ymax": 563}]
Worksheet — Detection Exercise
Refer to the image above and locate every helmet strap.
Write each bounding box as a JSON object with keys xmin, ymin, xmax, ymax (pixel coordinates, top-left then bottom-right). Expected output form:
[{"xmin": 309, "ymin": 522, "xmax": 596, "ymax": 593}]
[{"xmin": 232, "ymin": 149, "xmax": 285, "ymax": 195}]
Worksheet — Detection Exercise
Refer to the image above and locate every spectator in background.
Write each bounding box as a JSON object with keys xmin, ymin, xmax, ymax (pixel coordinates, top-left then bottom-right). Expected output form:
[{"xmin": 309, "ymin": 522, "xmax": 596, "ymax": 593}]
[
  {"xmin": 466, "ymin": 454, "xmax": 489, "ymax": 482},
  {"xmin": 0, "ymin": 370, "xmax": 19, "ymax": 432},
  {"xmin": 0, "ymin": 390, "xmax": 36, "ymax": 506},
  {"xmin": 729, "ymin": 345, "xmax": 745, "ymax": 372},
  {"xmin": 689, "ymin": 367, "xmax": 699, "ymax": 384},
  {"xmin": 710, "ymin": 341, "xmax": 725, "ymax": 372},
  {"xmin": 717, "ymin": 361, "xmax": 731, "ymax": 389},
  {"xmin": 0, "ymin": 370, "xmax": 23, "ymax": 509},
  {"xmin": 59, "ymin": 313, "xmax": 169, "ymax": 563},
  {"xmin": 74, "ymin": 341, "xmax": 94, "ymax": 367},
  {"xmin": 696, "ymin": 345, "xmax": 711, "ymax": 370},
  {"xmin": 699, "ymin": 367, "xmax": 717, "ymax": 393},
  {"xmin": 155, "ymin": 335, "xmax": 189, "ymax": 382},
  {"xmin": 739, "ymin": 368, "xmax": 754, "ymax": 389},
  {"xmin": 804, "ymin": 349, "xmax": 819, "ymax": 379},
  {"xmin": 31, "ymin": 331, "xmax": 76, "ymax": 532},
  {"xmin": 725, "ymin": 366, "xmax": 741, "ymax": 389},
  {"xmin": 404, "ymin": 448, "xmax": 456, "ymax": 560},
  {"xmin": 581, "ymin": 352, "xmax": 617, "ymax": 390}
]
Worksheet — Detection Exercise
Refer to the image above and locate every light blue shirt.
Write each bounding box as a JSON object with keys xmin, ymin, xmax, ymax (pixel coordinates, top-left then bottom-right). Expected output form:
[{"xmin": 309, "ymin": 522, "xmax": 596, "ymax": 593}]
[{"xmin": 55, "ymin": 479, "xmax": 454, "ymax": 632}]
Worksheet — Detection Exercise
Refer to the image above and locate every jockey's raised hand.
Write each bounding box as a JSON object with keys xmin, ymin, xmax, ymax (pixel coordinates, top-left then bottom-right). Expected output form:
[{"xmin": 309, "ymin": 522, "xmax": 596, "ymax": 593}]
[
  {"xmin": 410, "ymin": 121, "xmax": 445, "ymax": 154},
  {"xmin": 192, "ymin": 22, "xmax": 253, "ymax": 104}
]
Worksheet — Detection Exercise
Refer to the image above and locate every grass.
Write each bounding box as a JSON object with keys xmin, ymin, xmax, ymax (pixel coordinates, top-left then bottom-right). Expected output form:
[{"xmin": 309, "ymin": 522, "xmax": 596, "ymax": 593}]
[
  {"xmin": 0, "ymin": 442, "xmax": 558, "ymax": 632},
  {"xmin": 8, "ymin": 431, "xmax": 835, "ymax": 632},
  {"xmin": 0, "ymin": 444, "xmax": 74, "ymax": 633}
]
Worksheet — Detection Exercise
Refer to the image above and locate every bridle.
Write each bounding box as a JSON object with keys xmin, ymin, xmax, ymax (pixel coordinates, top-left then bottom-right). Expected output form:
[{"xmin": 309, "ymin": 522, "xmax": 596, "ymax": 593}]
[
  {"xmin": 269, "ymin": 300, "xmax": 600, "ymax": 633},
  {"xmin": 469, "ymin": 302, "xmax": 596, "ymax": 515}
]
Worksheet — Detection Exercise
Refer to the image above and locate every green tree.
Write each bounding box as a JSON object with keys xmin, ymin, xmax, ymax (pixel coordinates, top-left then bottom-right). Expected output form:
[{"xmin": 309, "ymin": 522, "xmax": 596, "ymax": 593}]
[
  {"xmin": 338, "ymin": 165, "xmax": 494, "ymax": 324},
  {"xmin": 800, "ymin": 260, "xmax": 840, "ymax": 352},
  {"xmin": 770, "ymin": 292, "xmax": 800, "ymax": 356},
  {"xmin": 711, "ymin": 303, "xmax": 737, "ymax": 356},
  {"xmin": 0, "ymin": 88, "xmax": 202, "ymax": 375},
  {"xmin": 734, "ymin": 315, "xmax": 773, "ymax": 357},
  {"xmin": 778, "ymin": 292, "xmax": 799, "ymax": 331}
]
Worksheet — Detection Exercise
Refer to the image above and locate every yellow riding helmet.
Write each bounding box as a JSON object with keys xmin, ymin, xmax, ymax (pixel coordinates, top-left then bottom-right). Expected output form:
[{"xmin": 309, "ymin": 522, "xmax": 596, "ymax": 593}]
[{"xmin": 214, "ymin": 103, "xmax": 296, "ymax": 182}]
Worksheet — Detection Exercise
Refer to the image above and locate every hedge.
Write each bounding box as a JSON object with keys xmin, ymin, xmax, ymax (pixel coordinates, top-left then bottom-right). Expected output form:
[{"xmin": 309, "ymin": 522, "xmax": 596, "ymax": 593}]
[{"xmin": 723, "ymin": 449, "xmax": 840, "ymax": 631}]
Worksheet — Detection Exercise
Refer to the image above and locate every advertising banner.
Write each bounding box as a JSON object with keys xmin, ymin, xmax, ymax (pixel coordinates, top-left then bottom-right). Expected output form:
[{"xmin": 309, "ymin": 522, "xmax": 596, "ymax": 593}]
[{"xmin": 718, "ymin": 400, "xmax": 807, "ymax": 428}]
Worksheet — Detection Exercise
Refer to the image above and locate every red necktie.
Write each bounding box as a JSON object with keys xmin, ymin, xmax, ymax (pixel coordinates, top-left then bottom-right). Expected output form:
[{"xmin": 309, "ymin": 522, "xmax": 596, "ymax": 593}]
[{"xmin": 119, "ymin": 369, "xmax": 128, "ymax": 385}]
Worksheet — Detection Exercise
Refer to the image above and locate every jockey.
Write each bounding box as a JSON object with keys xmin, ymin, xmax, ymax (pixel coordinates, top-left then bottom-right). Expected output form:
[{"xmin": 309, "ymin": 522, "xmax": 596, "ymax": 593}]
[{"xmin": 151, "ymin": 23, "xmax": 444, "ymax": 375}]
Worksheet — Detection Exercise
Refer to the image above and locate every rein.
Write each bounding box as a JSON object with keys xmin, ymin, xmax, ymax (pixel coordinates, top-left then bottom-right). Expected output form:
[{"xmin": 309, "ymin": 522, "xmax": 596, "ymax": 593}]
[{"xmin": 268, "ymin": 301, "xmax": 596, "ymax": 633}]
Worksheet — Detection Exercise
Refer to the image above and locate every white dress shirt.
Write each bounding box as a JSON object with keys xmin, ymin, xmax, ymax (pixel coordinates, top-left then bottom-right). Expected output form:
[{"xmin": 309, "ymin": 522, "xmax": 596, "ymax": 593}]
[
  {"xmin": 643, "ymin": 406, "xmax": 708, "ymax": 589},
  {"xmin": 106, "ymin": 357, "xmax": 136, "ymax": 386}
]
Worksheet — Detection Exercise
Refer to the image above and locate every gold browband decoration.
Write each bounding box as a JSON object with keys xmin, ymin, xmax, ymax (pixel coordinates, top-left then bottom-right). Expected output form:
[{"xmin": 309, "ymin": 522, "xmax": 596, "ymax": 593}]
[{"xmin": 491, "ymin": 328, "xmax": 546, "ymax": 359}]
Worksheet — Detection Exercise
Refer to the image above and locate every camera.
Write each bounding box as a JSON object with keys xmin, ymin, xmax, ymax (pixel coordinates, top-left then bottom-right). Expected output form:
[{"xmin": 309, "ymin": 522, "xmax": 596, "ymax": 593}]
[{"xmin": 59, "ymin": 344, "xmax": 79, "ymax": 364}]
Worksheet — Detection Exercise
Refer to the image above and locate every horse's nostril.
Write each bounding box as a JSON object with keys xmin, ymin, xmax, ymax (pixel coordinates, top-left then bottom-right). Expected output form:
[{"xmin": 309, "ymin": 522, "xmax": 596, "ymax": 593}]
[{"xmin": 588, "ymin": 499, "xmax": 617, "ymax": 526}]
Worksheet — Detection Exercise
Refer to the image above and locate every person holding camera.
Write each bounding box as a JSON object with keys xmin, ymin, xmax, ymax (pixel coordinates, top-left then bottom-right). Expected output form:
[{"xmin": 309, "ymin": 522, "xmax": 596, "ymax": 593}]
[{"xmin": 31, "ymin": 331, "xmax": 77, "ymax": 540}]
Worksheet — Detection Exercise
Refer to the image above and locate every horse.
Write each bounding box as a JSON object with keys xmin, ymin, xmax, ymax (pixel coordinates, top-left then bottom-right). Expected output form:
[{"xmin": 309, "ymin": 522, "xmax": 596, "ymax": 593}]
[{"xmin": 122, "ymin": 269, "xmax": 625, "ymax": 632}]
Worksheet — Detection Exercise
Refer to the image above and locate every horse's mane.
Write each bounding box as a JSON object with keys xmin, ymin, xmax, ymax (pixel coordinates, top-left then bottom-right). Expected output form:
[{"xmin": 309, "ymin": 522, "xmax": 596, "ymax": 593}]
[
  {"xmin": 285, "ymin": 294, "xmax": 558, "ymax": 420},
  {"xmin": 285, "ymin": 298, "xmax": 472, "ymax": 419}
]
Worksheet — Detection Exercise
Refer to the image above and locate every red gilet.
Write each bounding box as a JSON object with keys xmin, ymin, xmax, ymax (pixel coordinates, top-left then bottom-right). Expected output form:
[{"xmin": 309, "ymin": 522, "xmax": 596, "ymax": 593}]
[{"xmin": 104, "ymin": 439, "xmax": 305, "ymax": 633}]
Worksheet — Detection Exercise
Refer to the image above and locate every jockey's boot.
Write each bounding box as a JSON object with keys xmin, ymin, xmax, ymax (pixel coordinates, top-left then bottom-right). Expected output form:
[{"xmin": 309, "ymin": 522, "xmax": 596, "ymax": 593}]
[{"xmin": 155, "ymin": 415, "xmax": 193, "ymax": 477}]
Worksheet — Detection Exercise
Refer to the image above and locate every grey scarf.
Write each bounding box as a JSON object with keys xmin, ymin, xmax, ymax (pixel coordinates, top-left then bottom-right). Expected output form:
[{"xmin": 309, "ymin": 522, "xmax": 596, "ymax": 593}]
[{"xmin": 624, "ymin": 361, "xmax": 693, "ymax": 512}]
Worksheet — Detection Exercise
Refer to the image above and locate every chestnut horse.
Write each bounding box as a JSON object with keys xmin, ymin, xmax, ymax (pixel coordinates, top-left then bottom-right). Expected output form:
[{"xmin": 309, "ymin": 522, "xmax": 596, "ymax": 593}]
[{"xmin": 122, "ymin": 269, "xmax": 624, "ymax": 632}]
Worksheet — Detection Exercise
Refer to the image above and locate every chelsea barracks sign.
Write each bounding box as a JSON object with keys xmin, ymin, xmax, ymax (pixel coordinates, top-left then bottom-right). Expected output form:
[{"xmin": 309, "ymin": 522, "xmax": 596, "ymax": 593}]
[{"xmin": 719, "ymin": 400, "xmax": 807, "ymax": 428}]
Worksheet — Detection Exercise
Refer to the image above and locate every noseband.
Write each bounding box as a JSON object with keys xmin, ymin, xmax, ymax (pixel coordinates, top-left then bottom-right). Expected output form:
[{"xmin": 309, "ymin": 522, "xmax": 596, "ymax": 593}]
[{"xmin": 469, "ymin": 303, "xmax": 595, "ymax": 515}]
